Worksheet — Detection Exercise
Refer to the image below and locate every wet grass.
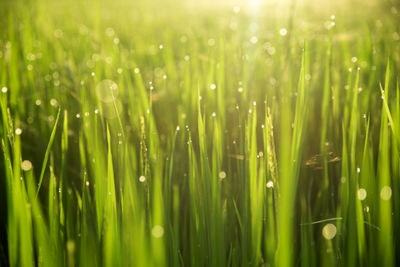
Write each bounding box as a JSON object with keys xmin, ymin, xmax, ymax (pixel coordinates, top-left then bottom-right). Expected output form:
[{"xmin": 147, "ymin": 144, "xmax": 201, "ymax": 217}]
[{"xmin": 0, "ymin": 0, "xmax": 399, "ymax": 266}]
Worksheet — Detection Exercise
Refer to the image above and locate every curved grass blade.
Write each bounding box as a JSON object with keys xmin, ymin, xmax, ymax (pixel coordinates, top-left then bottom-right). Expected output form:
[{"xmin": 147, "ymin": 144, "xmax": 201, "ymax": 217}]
[{"xmin": 36, "ymin": 108, "xmax": 61, "ymax": 198}]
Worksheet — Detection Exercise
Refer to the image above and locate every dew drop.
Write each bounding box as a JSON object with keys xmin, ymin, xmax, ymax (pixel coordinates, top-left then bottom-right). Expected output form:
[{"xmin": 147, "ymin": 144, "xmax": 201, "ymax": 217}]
[
  {"xmin": 380, "ymin": 186, "xmax": 392, "ymax": 200},
  {"xmin": 358, "ymin": 188, "xmax": 367, "ymax": 200},
  {"xmin": 50, "ymin": 98, "xmax": 58, "ymax": 107},
  {"xmin": 96, "ymin": 80, "xmax": 118, "ymax": 103},
  {"xmin": 250, "ymin": 36, "xmax": 258, "ymax": 44},
  {"xmin": 152, "ymin": 225, "xmax": 164, "ymax": 238},
  {"xmin": 21, "ymin": 160, "xmax": 32, "ymax": 171},
  {"xmin": 322, "ymin": 223, "xmax": 337, "ymax": 240},
  {"xmin": 279, "ymin": 28, "xmax": 288, "ymax": 36}
]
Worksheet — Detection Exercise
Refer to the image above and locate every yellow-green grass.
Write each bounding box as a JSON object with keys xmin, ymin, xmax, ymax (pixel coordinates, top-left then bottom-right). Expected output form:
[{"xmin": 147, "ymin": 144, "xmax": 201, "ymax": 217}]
[{"xmin": 0, "ymin": 0, "xmax": 399, "ymax": 266}]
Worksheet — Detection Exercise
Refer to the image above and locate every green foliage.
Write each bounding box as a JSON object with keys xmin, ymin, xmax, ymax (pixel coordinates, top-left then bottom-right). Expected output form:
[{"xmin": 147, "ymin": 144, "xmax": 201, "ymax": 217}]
[{"xmin": 0, "ymin": 0, "xmax": 399, "ymax": 266}]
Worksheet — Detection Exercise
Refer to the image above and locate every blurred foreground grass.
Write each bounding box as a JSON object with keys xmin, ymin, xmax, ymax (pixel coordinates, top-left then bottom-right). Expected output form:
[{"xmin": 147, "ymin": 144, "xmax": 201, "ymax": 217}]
[{"xmin": 0, "ymin": 0, "xmax": 399, "ymax": 266}]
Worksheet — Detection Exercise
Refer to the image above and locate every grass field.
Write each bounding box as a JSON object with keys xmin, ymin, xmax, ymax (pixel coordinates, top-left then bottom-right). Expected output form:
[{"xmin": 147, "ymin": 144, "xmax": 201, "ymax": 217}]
[{"xmin": 0, "ymin": 0, "xmax": 399, "ymax": 266}]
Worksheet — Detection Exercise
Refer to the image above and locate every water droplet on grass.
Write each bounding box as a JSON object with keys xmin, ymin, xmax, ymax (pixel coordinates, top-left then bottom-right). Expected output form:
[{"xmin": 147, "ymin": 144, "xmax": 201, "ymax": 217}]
[
  {"xmin": 380, "ymin": 186, "xmax": 392, "ymax": 200},
  {"xmin": 152, "ymin": 225, "xmax": 164, "ymax": 238},
  {"xmin": 66, "ymin": 240, "xmax": 75, "ymax": 253},
  {"xmin": 322, "ymin": 223, "xmax": 337, "ymax": 240},
  {"xmin": 21, "ymin": 160, "xmax": 32, "ymax": 171},
  {"xmin": 50, "ymin": 98, "xmax": 58, "ymax": 107},
  {"xmin": 358, "ymin": 188, "xmax": 367, "ymax": 200},
  {"xmin": 96, "ymin": 80, "xmax": 118, "ymax": 103},
  {"xmin": 219, "ymin": 171, "xmax": 226, "ymax": 179}
]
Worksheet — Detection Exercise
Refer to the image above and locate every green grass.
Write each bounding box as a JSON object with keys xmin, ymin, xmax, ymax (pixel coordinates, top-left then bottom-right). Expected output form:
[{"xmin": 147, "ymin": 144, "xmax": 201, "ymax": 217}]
[{"xmin": 0, "ymin": 0, "xmax": 399, "ymax": 266}]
